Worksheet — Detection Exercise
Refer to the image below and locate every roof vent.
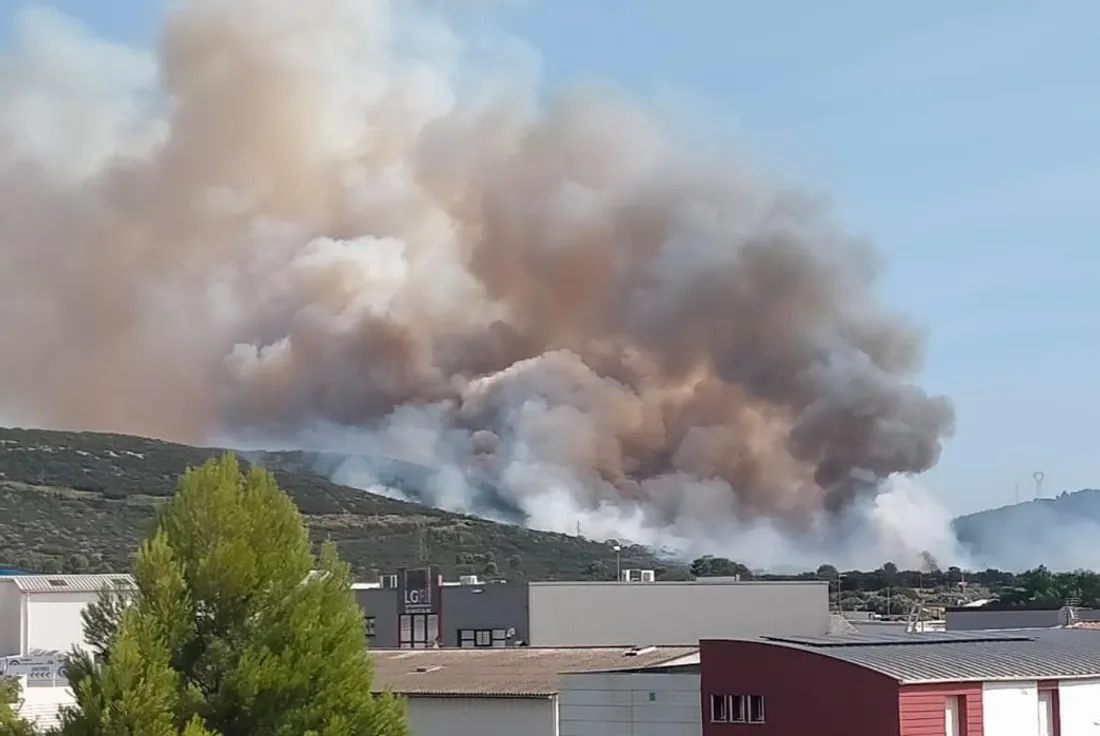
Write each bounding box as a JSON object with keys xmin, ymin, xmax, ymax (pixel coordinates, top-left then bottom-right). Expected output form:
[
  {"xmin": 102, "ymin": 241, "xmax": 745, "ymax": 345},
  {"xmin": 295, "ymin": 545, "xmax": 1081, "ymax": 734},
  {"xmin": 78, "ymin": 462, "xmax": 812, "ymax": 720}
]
[
  {"xmin": 47, "ymin": 579, "xmax": 68, "ymax": 587},
  {"xmin": 413, "ymin": 665, "xmax": 442, "ymax": 673},
  {"xmin": 625, "ymin": 645, "xmax": 656, "ymax": 656}
]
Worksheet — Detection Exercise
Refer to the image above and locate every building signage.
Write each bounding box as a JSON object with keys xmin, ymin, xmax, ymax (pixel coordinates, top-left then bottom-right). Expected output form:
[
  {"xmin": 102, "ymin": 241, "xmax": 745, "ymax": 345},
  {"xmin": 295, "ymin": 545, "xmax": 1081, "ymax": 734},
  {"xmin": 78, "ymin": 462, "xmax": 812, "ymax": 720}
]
[
  {"xmin": 0, "ymin": 654, "xmax": 66, "ymax": 683},
  {"xmin": 398, "ymin": 566, "xmax": 441, "ymax": 615}
]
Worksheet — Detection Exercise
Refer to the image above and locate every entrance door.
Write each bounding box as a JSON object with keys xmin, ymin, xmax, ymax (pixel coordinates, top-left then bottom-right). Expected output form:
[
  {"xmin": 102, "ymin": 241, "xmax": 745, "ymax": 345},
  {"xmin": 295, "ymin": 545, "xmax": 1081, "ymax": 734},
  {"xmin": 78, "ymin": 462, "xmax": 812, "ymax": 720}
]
[
  {"xmin": 1038, "ymin": 690, "xmax": 1054, "ymax": 736},
  {"xmin": 945, "ymin": 695, "xmax": 962, "ymax": 736}
]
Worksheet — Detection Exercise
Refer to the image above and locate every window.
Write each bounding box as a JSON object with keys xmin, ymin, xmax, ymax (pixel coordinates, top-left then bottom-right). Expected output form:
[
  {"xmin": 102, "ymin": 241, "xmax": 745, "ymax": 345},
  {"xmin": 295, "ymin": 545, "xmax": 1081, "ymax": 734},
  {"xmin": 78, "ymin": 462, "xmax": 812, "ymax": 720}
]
[
  {"xmin": 457, "ymin": 628, "xmax": 510, "ymax": 648},
  {"xmin": 399, "ymin": 614, "xmax": 438, "ymax": 648},
  {"xmin": 710, "ymin": 694, "xmax": 765, "ymax": 724},
  {"xmin": 748, "ymin": 695, "xmax": 765, "ymax": 723},
  {"xmin": 364, "ymin": 616, "xmax": 376, "ymax": 638},
  {"xmin": 710, "ymin": 694, "xmax": 728, "ymax": 723}
]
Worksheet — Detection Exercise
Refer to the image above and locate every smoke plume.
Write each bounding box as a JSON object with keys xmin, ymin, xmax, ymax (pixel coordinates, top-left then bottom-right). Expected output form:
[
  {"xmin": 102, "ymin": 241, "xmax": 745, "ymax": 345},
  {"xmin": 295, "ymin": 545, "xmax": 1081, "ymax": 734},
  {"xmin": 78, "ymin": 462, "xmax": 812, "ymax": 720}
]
[{"xmin": 0, "ymin": 0, "xmax": 960, "ymax": 568}]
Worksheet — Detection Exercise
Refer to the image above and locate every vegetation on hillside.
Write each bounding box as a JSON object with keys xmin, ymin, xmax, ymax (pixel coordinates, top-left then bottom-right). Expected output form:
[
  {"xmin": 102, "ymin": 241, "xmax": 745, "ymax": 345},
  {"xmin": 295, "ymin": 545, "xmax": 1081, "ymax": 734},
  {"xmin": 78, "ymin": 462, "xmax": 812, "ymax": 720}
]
[
  {"xmin": 58, "ymin": 454, "xmax": 409, "ymax": 735},
  {"xmin": 691, "ymin": 556, "xmax": 1100, "ymax": 613},
  {"xmin": 0, "ymin": 427, "xmax": 669, "ymax": 580}
]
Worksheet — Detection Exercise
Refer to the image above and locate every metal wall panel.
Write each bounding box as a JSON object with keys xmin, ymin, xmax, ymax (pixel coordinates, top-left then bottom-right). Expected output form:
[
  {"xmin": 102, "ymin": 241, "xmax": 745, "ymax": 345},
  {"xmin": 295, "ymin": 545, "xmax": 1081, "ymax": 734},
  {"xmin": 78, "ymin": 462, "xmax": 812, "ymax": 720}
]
[{"xmin": 529, "ymin": 581, "xmax": 829, "ymax": 647}]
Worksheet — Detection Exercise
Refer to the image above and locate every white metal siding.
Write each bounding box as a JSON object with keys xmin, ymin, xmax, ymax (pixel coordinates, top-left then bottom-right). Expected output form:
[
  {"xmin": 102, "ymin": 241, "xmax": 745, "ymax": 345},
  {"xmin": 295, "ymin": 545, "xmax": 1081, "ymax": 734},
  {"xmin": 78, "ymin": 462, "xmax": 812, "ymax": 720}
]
[
  {"xmin": 559, "ymin": 672, "xmax": 700, "ymax": 736},
  {"xmin": 1058, "ymin": 678, "xmax": 1100, "ymax": 735},
  {"xmin": 18, "ymin": 683, "xmax": 75, "ymax": 731},
  {"xmin": 404, "ymin": 696, "xmax": 557, "ymax": 736},
  {"xmin": 26, "ymin": 592, "xmax": 100, "ymax": 653},
  {"xmin": 982, "ymin": 681, "xmax": 1039, "ymax": 736},
  {"xmin": 528, "ymin": 582, "xmax": 828, "ymax": 646},
  {"xmin": 0, "ymin": 581, "xmax": 22, "ymax": 656}
]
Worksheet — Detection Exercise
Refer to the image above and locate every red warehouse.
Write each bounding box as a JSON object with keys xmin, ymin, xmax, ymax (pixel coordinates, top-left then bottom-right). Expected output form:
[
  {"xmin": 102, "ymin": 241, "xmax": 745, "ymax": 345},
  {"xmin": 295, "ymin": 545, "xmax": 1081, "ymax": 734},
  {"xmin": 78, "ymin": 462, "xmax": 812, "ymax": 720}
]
[{"xmin": 701, "ymin": 628, "xmax": 1100, "ymax": 736}]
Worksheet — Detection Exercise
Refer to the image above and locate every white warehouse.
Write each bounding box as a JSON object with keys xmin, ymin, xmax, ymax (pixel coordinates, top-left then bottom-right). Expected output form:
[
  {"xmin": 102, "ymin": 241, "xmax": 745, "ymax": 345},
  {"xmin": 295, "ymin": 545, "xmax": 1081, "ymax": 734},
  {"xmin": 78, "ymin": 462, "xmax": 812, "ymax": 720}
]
[
  {"xmin": 0, "ymin": 574, "xmax": 133, "ymax": 730},
  {"xmin": 0, "ymin": 574, "xmax": 132, "ymax": 657}
]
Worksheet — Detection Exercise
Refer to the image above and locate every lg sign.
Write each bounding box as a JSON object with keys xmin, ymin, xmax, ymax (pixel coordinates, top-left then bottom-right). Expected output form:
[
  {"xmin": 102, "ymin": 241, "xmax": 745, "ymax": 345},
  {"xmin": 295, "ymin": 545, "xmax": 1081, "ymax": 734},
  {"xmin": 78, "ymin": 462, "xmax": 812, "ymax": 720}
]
[{"xmin": 399, "ymin": 567, "xmax": 439, "ymax": 615}]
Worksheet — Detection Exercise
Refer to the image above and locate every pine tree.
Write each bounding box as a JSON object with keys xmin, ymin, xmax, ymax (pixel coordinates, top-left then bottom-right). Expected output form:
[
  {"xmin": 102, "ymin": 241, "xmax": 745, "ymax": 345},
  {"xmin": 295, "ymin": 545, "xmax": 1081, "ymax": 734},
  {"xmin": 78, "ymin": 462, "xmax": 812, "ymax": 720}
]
[
  {"xmin": 59, "ymin": 454, "xmax": 408, "ymax": 736},
  {"xmin": 0, "ymin": 677, "xmax": 36, "ymax": 736}
]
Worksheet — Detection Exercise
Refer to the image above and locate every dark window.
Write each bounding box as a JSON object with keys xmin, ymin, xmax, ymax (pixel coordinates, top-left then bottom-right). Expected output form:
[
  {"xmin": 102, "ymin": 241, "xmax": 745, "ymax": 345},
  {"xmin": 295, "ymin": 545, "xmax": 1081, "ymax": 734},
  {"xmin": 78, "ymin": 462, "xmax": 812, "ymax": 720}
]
[
  {"xmin": 748, "ymin": 695, "xmax": 765, "ymax": 723},
  {"xmin": 399, "ymin": 613, "xmax": 438, "ymax": 648},
  {"xmin": 364, "ymin": 616, "xmax": 376, "ymax": 637},
  {"xmin": 457, "ymin": 628, "xmax": 510, "ymax": 648},
  {"xmin": 711, "ymin": 694, "xmax": 765, "ymax": 724},
  {"xmin": 710, "ymin": 694, "xmax": 728, "ymax": 723},
  {"xmin": 732, "ymin": 694, "xmax": 747, "ymax": 722}
]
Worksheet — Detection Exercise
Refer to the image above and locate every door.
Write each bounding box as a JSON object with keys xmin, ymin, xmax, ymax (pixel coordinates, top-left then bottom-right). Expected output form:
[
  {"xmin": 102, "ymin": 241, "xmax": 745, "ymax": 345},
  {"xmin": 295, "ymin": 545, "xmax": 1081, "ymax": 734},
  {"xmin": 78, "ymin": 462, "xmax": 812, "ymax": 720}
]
[
  {"xmin": 1038, "ymin": 689, "xmax": 1054, "ymax": 736},
  {"xmin": 945, "ymin": 695, "xmax": 962, "ymax": 736}
]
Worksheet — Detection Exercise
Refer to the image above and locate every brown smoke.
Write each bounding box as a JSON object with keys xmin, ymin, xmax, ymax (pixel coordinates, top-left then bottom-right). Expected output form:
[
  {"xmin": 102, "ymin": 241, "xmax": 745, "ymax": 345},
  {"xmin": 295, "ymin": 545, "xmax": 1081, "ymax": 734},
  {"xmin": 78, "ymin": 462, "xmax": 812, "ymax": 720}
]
[{"xmin": 0, "ymin": 0, "xmax": 954, "ymax": 533}]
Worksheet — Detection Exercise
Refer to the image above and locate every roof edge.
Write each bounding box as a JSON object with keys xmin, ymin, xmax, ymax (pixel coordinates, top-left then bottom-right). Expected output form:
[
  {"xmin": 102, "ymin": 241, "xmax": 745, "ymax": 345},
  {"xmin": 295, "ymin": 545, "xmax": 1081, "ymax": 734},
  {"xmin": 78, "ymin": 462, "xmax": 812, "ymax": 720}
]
[
  {"xmin": 904, "ymin": 672, "xmax": 1100, "ymax": 686},
  {"xmin": 375, "ymin": 691, "xmax": 556, "ymax": 699}
]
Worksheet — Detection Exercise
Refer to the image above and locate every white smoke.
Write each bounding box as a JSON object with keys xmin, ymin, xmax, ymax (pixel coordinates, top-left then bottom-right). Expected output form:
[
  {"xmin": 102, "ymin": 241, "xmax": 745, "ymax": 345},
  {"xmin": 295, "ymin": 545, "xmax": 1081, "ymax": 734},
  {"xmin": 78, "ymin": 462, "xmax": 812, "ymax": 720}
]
[{"xmin": 0, "ymin": 0, "xmax": 970, "ymax": 572}]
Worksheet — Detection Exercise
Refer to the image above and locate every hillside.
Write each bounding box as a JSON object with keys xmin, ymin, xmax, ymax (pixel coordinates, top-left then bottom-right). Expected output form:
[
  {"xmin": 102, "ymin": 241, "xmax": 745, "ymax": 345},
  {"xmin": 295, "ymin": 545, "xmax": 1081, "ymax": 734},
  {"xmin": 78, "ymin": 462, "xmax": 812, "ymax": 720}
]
[
  {"xmin": 952, "ymin": 489, "xmax": 1100, "ymax": 570},
  {"xmin": 0, "ymin": 427, "xmax": 677, "ymax": 580}
]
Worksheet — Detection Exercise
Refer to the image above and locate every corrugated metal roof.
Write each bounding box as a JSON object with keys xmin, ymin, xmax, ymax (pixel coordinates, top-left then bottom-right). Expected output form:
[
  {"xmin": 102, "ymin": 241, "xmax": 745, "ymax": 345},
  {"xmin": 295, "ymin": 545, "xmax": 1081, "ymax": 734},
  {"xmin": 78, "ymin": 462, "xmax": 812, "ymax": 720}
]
[
  {"xmin": 369, "ymin": 646, "xmax": 698, "ymax": 697},
  {"xmin": 2, "ymin": 574, "xmax": 133, "ymax": 593},
  {"xmin": 760, "ymin": 628, "xmax": 1100, "ymax": 684}
]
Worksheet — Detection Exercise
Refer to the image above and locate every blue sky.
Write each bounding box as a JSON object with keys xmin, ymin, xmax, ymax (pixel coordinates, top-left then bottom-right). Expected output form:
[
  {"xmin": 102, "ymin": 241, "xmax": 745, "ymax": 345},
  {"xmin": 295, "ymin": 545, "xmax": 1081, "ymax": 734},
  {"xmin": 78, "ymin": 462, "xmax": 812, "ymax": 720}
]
[{"xmin": 3, "ymin": 1, "xmax": 1097, "ymax": 515}]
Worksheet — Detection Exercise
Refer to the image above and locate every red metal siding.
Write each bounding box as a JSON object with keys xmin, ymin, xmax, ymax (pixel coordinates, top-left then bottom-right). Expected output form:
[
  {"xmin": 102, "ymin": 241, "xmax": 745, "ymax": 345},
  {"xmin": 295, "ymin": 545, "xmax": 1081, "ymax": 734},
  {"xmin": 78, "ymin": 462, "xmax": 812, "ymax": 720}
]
[
  {"xmin": 701, "ymin": 639, "xmax": 901, "ymax": 736},
  {"xmin": 899, "ymin": 683, "xmax": 983, "ymax": 736}
]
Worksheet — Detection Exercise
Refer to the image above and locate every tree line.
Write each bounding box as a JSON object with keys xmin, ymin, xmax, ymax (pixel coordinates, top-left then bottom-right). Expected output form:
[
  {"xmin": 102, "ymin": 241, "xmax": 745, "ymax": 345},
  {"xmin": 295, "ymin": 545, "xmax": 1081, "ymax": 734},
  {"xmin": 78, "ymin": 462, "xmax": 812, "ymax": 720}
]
[{"xmin": 688, "ymin": 555, "xmax": 1100, "ymax": 608}]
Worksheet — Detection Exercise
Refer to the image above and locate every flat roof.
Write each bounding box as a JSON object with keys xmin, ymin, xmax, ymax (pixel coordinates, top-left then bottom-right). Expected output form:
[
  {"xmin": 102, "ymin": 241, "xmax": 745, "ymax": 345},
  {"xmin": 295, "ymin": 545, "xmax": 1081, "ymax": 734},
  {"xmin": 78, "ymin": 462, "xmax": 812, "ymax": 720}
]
[
  {"xmin": 529, "ymin": 579, "xmax": 827, "ymax": 587},
  {"xmin": 741, "ymin": 628, "xmax": 1100, "ymax": 684},
  {"xmin": 369, "ymin": 646, "xmax": 698, "ymax": 697},
  {"xmin": 0, "ymin": 574, "xmax": 133, "ymax": 594}
]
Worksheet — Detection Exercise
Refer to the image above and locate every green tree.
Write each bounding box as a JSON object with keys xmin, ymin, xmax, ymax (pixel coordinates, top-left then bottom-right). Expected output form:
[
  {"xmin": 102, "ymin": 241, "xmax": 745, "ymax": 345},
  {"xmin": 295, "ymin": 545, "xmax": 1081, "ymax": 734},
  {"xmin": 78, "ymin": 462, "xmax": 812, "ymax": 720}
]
[
  {"xmin": 0, "ymin": 677, "xmax": 35, "ymax": 736},
  {"xmin": 59, "ymin": 454, "xmax": 409, "ymax": 736},
  {"xmin": 690, "ymin": 556, "xmax": 752, "ymax": 579}
]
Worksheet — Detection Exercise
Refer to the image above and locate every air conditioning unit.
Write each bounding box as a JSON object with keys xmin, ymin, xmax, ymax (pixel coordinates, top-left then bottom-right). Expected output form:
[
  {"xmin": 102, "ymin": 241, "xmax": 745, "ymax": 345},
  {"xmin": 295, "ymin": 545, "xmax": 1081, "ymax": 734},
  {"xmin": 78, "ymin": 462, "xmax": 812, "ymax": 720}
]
[
  {"xmin": 380, "ymin": 574, "xmax": 398, "ymax": 589},
  {"xmin": 459, "ymin": 575, "xmax": 480, "ymax": 586},
  {"xmin": 639, "ymin": 569, "xmax": 656, "ymax": 583}
]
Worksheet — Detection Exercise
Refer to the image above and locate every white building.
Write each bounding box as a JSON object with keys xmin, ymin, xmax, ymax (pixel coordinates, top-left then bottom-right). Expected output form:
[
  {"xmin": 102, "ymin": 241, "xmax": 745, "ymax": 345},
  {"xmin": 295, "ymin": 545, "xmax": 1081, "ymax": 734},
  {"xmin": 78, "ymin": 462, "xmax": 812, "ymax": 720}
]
[
  {"xmin": 0, "ymin": 574, "xmax": 133, "ymax": 657},
  {"xmin": 369, "ymin": 646, "xmax": 698, "ymax": 736},
  {"xmin": 0, "ymin": 574, "xmax": 132, "ymax": 731},
  {"xmin": 526, "ymin": 579, "xmax": 829, "ymax": 647}
]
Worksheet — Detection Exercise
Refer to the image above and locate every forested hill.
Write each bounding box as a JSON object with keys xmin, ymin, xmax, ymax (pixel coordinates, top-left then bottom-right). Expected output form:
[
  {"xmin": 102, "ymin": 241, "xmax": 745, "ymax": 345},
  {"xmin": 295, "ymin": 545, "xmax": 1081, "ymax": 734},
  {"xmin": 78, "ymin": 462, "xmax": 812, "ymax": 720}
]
[
  {"xmin": 0, "ymin": 427, "xmax": 671, "ymax": 579},
  {"xmin": 952, "ymin": 488, "xmax": 1100, "ymax": 570}
]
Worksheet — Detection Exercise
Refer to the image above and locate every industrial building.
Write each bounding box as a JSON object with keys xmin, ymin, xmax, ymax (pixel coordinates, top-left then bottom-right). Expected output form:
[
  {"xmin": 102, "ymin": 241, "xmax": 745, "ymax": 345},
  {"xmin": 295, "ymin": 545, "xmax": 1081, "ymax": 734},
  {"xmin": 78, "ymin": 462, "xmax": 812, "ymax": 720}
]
[
  {"xmin": 558, "ymin": 651, "xmax": 701, "ymax": 736},
  {"xmin": 945, "ymin": 603, "xmax": 1100, "ymax": 631},
  {"xmin": 0, "ymin": 574, "xmax": 133, "ymax": 656},
  {"xmin": 700, "ymin": 628, "xmax": 1100, "ymax": 735},
  {"xmin": 369, "ymin": 645, "xmax": 699, "ymax": 736},
  {"xmin": 356, "ymin": 567, "xmax": 830, "ymax": 648},
  {"xmin": 0, "ymin": 574, "xmax": 133, "ymax": 730}
]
